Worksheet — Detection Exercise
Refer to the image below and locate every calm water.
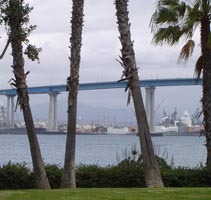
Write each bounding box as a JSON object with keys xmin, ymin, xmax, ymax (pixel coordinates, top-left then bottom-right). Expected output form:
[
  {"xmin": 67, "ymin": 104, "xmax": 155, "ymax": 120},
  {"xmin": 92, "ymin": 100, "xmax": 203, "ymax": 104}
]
[{"xmin": 0, "ymin": 134, "xmax": 206, "ymax": 168}]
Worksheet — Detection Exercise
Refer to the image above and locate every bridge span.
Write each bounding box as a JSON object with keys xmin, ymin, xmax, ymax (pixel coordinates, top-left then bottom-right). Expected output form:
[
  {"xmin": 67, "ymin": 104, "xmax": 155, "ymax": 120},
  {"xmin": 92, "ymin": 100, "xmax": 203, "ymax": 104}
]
[
  {"xmin": 0, "ymin": 78, "xmax": 202, "ymax": 95},
  {"xmin": 0, "ymin": 78, "xmax": 202, "ymax": 132}
]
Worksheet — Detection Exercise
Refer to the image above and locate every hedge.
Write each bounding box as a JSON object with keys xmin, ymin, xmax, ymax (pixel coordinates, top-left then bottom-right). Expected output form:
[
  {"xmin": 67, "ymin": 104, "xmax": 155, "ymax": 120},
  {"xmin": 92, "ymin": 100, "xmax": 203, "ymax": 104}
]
[{"xmin": 0, "ymin": 158, "xmax": 211, "ymax": 189}]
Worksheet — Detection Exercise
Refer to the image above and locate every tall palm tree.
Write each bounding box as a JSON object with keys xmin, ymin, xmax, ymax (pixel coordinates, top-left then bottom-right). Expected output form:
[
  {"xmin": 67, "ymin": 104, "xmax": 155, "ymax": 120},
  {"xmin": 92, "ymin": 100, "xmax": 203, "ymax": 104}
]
[
  {"xmin": 61, "ymin": 0, "xmax": 84, "ymax": 188},
  {"xmin": 115, "ymin": 0, "xmax": 164, "ymax": 187},
  {"xmin": 0, "ymin": 0, "xmax": 50, "ymax": 188},
  {"xmin": 151, "ymin": 0, "xmax": 211, "ymax": 167}
]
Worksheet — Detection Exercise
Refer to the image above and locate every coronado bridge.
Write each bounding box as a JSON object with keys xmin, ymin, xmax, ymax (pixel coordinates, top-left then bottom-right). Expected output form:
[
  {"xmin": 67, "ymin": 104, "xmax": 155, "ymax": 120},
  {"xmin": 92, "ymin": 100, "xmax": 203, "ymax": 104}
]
[{"xmin": 0, "ymin": 78, "xmax": 202, "ymax": 132}]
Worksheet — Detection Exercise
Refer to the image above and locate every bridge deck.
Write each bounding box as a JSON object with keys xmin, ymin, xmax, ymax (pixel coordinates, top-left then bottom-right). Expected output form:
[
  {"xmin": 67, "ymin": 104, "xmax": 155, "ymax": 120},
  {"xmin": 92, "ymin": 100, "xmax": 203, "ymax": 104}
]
[{"xmin": 0, "ymin": 78, "xmax": 202, "ymax": 96}]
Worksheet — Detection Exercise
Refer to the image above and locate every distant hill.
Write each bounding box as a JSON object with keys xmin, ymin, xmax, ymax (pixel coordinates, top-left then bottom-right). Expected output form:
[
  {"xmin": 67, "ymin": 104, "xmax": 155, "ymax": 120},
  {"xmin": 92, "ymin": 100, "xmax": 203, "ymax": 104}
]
[{"xmin": 14, "ymin": 100, "xmax": 137, "ymax": 126}]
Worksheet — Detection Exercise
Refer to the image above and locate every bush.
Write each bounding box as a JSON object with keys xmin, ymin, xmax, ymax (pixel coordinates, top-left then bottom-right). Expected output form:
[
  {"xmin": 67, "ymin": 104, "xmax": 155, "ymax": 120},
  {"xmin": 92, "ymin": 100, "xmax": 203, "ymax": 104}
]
[
  {"xmin": 162, "ymin": 167, "xmax": 211, "ymax": 187},
  {"xmin": 76, "ymin": 162, "xmax": 145, "ymax": 188},
  {"xmin": 0, "ymin": 161, "xmax": 35, "ymax": 189},
  {"xmin": 45, "ymin": 164, "xmax": 62, "ymax": 189},
  {"xmin": 107, "ymin": 162, "xmax": 145, "ymax": 187},
  {"xmin": 76, "ymin": 164, "xmax": 109, "ymax": 187},
  {"xmin": 1, "ymin": 160, "xmax": 211, "ymax": 189}
]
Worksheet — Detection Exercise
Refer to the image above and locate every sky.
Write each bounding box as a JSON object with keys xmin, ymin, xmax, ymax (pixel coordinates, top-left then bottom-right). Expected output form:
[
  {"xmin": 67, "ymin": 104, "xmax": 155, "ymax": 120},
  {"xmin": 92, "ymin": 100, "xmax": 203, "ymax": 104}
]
[{"xmin": 0, "ymin": 0, "xmax": 202, "ymax": 123}]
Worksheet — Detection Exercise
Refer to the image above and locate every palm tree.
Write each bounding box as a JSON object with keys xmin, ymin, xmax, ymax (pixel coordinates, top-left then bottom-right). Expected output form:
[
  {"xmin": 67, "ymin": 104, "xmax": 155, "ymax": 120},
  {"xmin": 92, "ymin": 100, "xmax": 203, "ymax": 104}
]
[
  {"xmin": 151, "ymin": 0, "xmax": 211, "ymax": 167},
  {"xmin": 115, "ymin": 0, "xmax": 164, "ymax": 187},
  {"xmin": 0, "ymin": 0, "xmax": 50, "ymax": 188},
  {"xmin": 61, "ymin": 0, "xmax": 84, "ymax": 188}
]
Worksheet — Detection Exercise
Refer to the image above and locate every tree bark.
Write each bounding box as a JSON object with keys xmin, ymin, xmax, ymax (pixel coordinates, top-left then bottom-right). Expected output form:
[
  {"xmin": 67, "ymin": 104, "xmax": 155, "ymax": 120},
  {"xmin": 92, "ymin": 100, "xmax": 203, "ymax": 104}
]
[
  {"xmin": 115, "ymin": 0, "xmax": 164, "ymax": 187},
  {"xmin": 23, "ymin": 104, "xmax": 51, "ymax": 188},
  {"xmin": 61, "ymin": 0, "xmax": 84, "ymax": 188},
  {"xmin": 10, "ymin": 30, "xmax": 50, "ymax": 189},
  {"xmin": 200, "ymin": 15, "xmax": 211, "ymax": 168},
  {"xmin": 61, "ymin": 98, "xmax": 77, "ymax": 188}
]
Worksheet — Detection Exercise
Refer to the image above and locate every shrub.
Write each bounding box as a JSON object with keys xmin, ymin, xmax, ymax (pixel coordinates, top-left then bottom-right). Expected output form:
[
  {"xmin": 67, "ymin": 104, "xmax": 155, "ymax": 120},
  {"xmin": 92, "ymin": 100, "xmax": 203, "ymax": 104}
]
[
  {"xmin": 76, "ymin": 158, "xmax": 145, "ymax": 188},
  {"xmin": 162, "ymin": 167, "xmax": 211, "ymax": 187},
  {"xmin": 76, "ymin": 164, "xmax": 109, "ymax": 187},
  {"xmin": 45, "ymin": 164, "xmax": 62, "ymax": 189},
  {"xmin": 0, "ymin": 161, "xmax": 35, "ymax": 189},
  {"xmin": 107, "ymin": 162, "xmax": 145, "ymax": 187},
  {"xmin": 1, "ymin": 160, "xmax": 211, "ymax": 189}
]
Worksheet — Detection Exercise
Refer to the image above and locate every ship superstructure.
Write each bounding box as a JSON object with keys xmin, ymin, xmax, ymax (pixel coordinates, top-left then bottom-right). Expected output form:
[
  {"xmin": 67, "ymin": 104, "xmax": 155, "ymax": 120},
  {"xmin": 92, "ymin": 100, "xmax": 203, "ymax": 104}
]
[{"xmin": 155, "ymin": 108, "xmax": 203, "ymax": 135}]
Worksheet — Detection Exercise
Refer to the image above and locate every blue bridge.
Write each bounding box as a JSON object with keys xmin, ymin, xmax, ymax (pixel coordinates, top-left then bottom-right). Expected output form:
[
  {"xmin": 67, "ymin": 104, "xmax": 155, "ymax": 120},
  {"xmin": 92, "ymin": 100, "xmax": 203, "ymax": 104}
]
[
  {"xmin": 0, "ymin": 78, "xmax": 202, "ymax": 95},
  {"xmin": 0, "ymin": 78, "xmax": 202, "ymax": 131}
]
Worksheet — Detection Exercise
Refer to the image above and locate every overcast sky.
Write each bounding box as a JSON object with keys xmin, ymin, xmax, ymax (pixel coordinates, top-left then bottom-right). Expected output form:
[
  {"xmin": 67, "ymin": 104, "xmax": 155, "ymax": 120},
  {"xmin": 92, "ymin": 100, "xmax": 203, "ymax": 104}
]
[{"xmin": 0, "ymin": 0, "xmax": 202, "ymax": 122}]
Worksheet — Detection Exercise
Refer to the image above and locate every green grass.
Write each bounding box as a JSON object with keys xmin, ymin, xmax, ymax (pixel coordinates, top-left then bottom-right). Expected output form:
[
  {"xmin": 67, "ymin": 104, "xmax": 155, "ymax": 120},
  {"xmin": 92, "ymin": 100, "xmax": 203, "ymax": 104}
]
[{"xmin": 1, "ymin": 188, "xmax": 211, "ymax": 200}]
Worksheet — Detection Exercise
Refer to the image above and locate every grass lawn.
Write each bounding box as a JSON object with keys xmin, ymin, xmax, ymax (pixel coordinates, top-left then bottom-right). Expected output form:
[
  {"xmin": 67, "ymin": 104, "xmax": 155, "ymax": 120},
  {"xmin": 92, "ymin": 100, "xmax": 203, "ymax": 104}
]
[{"xmin": 0, "ymin": 188, "xmax": 211, "ymax": 200}]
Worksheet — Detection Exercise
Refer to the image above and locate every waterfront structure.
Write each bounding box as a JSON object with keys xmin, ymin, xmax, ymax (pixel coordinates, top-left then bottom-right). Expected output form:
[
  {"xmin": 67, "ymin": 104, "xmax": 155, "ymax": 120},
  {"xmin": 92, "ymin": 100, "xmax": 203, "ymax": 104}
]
[
  {"xmin": 107, "ymin": 126, "xmax": 129, "ymax": 135},
  {"xmin": 0, "ymin": 108, "xmax": 203, "ymax": 136},
  {"xmin": 0, "ymin": 78, "xmax": 202, "ymax": 131}
]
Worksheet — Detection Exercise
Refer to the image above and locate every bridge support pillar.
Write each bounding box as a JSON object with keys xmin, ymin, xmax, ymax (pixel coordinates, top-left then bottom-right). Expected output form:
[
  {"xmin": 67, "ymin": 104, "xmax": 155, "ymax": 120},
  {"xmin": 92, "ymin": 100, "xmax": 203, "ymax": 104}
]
[
  {"xmin": 48, "ymin": 92, "xmax": 58, "ymax": 130},
  {"xmin": 145, "ymin": 87, "xmax": 155, "ymax": 132},
  {"xmin": 6, "ymin": 95, "xmax": 15, "ymax": 128}
]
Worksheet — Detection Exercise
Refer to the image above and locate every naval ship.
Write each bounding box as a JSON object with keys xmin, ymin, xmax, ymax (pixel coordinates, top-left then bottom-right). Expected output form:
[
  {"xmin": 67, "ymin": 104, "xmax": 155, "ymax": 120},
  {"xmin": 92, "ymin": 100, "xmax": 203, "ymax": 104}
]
[{"xmin": 154, "ymin": 108, "xmax": 203, "ymax": 136}]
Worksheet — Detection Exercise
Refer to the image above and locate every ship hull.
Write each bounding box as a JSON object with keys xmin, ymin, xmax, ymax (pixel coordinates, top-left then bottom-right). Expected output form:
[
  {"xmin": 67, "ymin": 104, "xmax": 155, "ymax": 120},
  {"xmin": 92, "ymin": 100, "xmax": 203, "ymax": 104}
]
[
  {"xmin": 152, "ymin": 131, "xmax": 201, "ymax": 136},
  {"xmin": 0, "ymin": 127, "xmax": 46, "ymax": 135}
]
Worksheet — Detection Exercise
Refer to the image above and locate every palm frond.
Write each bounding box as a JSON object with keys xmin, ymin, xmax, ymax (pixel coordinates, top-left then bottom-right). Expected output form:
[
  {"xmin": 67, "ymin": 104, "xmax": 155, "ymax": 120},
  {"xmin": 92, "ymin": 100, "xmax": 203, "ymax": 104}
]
[
  {"xmin": 151, "ymin": 0, "xmax": 201, "ymax": 46},
  {"xmin": 194, "ymin": 55, "xmax": 203, "ymax": 81},
  {"xmin": 152, "ymin": 7, "xmax": 178, "ymax": 25},
  {"xmin": 157, "ymin": 0, "xmax": 179, "ymax": 7},
  {"xmin": 180, "ymin": 3, "xmax": 200, "ymax": 38},
  {"xmin": 176, "ymin": 1, "xmax": 186, "ymax": 16},
  {"xmin": 151, "ymin": 0, "xmax": 185, "ymax": 29},
  {"xmin": 188, "ymin": 2, "xmax": 201, "ymax": 19},
  {"xmin": 153, "ymin": 26, "xmax": 182, "ymax": 45},
  {"xmin": 200, "ymin": 0, "xmax": 211, "ymax": 14},
  {"xmin": 178, "ymin": 40, "xmax": 195, "ymax": 62}
]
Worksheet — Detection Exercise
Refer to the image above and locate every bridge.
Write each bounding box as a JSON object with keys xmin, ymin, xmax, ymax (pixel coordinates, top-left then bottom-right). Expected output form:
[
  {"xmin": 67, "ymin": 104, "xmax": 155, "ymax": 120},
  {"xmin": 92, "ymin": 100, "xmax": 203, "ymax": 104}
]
[
  {"xmin": 0, "ymin": 78, "xmax": 202, "ymax": 95},
  {"xmin": 0, "ymin": 78, "xmax": 202, "ymax": 132}
]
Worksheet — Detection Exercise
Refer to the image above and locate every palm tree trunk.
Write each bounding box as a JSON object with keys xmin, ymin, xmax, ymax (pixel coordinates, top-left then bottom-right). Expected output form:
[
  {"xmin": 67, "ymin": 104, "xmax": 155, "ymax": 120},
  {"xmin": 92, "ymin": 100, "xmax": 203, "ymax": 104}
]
[
  {"xmin": 201, "ymin": 16, "xmax": 211, "ymax": 168},
  {"xmin": 61, "ymin": 98, "xmax": 77, "ymax": 188},
  {"xmin": 61, "ymin": 0, "xmax": 84, "ymax": 188},
  {"xmin": 11, "ymin": 37, "xmax": 50, "ymax": 189},
  {"xmin": 23, "ymin": 104, "xmax": 50, "ymax": 188},
  {"xmin": 115, "ymin": 0, "xmax": 163, "ymax": 187}
]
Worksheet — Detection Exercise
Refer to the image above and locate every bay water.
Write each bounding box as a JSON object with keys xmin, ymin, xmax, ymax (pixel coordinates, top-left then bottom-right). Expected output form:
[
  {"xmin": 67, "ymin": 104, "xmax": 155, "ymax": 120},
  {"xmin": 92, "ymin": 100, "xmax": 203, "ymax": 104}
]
[{"xmin": 0, "ymin": 134, "xmax": 206, "ymax": 168}]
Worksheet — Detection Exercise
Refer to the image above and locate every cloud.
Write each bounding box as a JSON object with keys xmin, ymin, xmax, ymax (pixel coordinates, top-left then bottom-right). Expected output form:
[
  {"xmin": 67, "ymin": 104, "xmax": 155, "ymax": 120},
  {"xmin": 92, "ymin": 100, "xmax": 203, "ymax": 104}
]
[
  {"xmin": 0, "ymin": 0, "xmax": 201, "ymax": 87},
  {"xmin": 0, "ymin": 0, "xmax": 203, "ymax": 121}
]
